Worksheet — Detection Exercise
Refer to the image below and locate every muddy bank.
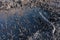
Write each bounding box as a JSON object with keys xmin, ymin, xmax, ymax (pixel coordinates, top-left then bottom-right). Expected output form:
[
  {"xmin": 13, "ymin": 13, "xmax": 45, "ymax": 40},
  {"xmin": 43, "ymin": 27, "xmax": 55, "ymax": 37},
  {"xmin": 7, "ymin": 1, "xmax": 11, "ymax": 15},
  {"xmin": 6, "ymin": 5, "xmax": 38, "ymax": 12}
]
[{"xmin": 0, "ymin": 0, "xmax": 60, "ymax": 13}]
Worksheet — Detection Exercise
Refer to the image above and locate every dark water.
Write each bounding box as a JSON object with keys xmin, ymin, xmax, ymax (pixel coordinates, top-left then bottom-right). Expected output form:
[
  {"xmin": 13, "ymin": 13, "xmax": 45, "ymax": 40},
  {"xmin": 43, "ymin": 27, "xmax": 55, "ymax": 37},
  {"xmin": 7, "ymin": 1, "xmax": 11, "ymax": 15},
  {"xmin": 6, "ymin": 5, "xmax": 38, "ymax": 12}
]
[{"xmin": 0, "ymin": 7, "xmax": 53, "ymax": 40}]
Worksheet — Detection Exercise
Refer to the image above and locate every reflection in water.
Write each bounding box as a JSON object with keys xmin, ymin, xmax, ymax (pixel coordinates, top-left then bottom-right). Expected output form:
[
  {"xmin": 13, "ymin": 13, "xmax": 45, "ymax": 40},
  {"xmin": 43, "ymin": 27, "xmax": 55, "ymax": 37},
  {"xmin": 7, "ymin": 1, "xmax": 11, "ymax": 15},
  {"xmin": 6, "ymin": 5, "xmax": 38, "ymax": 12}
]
[{"xmin": 0, "ymin": 7, "xmax": 54, "ymax": 40}]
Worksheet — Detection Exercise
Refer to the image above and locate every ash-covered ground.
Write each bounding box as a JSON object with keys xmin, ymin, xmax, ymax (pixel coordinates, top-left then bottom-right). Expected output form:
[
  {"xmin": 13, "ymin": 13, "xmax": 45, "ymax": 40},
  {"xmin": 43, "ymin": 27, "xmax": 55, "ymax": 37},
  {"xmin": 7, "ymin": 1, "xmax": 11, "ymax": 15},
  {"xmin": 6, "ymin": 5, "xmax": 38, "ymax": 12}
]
[{"xmin": 0, "ymin": 0, "xmax": 60, "ymax": 40}]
